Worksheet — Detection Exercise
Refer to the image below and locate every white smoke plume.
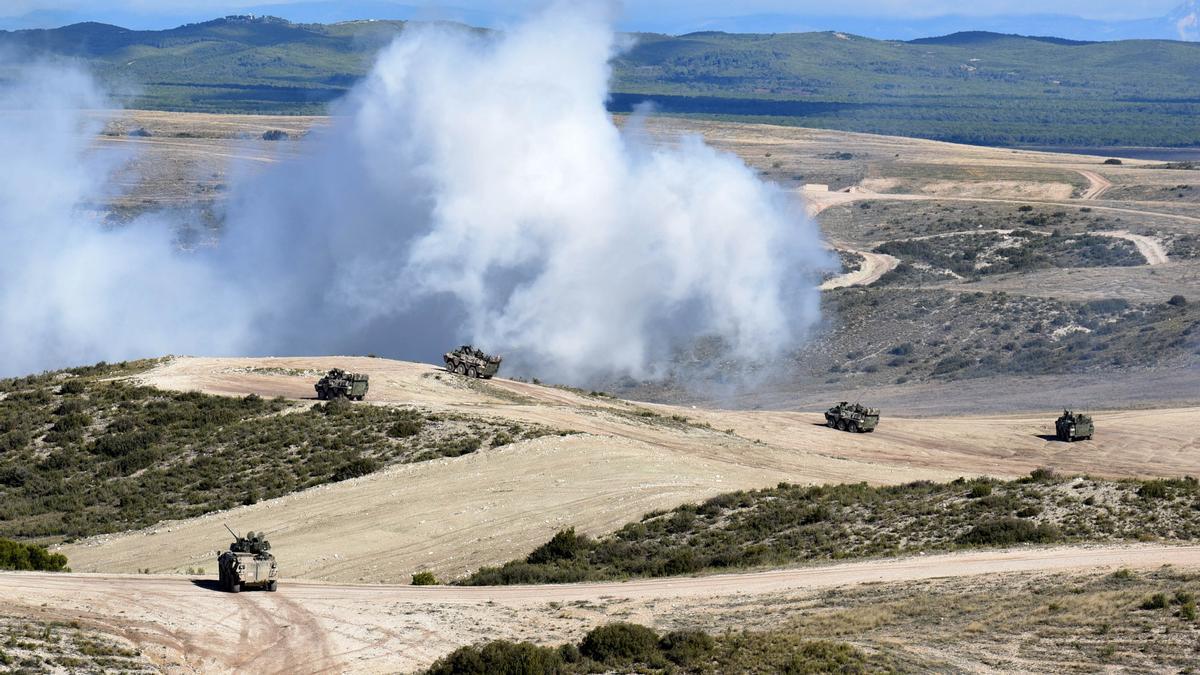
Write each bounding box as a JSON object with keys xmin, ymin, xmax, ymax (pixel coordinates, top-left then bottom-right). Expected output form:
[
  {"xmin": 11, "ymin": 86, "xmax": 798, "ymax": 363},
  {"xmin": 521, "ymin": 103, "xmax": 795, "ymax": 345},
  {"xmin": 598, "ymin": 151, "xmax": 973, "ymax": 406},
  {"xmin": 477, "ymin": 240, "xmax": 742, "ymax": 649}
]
[
  {"xmin": 0, "ymin": 3, "xmax": 832, "ymax": 382},
  {"xmin": 0, "ymin": 64, "xmax": 253, "ymax": 376}
]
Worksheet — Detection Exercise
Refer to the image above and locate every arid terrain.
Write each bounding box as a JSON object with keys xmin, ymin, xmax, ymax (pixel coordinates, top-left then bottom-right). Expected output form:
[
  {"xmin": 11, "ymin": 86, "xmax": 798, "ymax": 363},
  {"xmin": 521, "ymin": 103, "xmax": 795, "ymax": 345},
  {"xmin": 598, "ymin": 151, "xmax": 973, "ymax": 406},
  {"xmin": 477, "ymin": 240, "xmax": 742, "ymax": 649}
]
[
  {"xmin": 1, "ymin": 111, "xmax": 1196, "ymax": 673},
  {"xmin": 5, "ymin": 545, "xmax": 1199, "ymax": 673}
]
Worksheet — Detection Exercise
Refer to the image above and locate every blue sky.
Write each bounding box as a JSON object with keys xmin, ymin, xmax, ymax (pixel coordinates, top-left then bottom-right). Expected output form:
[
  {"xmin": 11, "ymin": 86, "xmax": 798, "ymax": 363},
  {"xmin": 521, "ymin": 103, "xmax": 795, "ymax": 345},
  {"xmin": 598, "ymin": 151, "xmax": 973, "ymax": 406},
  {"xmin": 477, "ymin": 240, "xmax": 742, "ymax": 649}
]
[{"xmin": 1, "ymin": 0, "xmax": 1195, "ymax": 40}]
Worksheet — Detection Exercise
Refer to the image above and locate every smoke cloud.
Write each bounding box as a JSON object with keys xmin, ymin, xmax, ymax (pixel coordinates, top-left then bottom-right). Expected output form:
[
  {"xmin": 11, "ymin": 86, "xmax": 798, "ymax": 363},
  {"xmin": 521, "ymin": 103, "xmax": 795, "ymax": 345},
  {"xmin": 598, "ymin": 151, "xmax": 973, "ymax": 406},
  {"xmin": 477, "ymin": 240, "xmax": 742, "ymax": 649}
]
[
  {"xmin": 0, "ymin": 64, "xmax": 253, "ymax": 376},
  {"xmin": 0, "ymin": 3, "xmax": 831, "ymax": 382}
]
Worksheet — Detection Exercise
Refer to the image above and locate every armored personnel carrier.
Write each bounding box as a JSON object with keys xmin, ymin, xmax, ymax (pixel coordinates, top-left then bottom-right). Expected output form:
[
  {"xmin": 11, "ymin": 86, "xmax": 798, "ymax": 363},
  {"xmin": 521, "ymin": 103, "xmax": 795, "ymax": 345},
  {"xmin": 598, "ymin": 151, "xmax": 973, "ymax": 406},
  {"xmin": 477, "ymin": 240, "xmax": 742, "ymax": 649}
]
[
  {"xmin": 443, "ymin": 345, "xmax": 502, "ymax": 379},
  {"xmin": 825, "ymin": 402, "xmax": 879, "ymax": 433},
  {"xmin": 315, "ymin": 368, "xmax": 369, "ymax": 401},
  {"xmin": 218, "ymin": 525, "xmax": 278, "ymax": 593},
  {"xmin": 1055, "ymin": 410, "xmax": 1093, "ymax": 442}
]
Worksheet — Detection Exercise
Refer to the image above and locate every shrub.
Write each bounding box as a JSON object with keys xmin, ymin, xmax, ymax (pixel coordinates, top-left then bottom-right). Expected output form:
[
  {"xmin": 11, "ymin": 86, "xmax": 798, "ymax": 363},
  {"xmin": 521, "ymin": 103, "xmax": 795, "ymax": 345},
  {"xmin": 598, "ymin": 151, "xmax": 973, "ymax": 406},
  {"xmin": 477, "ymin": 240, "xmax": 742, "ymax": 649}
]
[
  {"xmin": 957, "ymin": 518, "xmax": 1061, "ymax": 546},
  {"xmin": 331, "ymin": 456, "xmax": 380, "ymax": 482},
  {"xmin": 579, "ymin": 623, "xmax": 659, "ymax": 664},
  {"xmin": 786, "ymin": 641, "xmax": 874, "ymax": 673},
  {"xmin": 411, "ymin": 571, "xmax": 439, "ymax": 586},
  {"xmin": 1027, "ymin": 468, "xmax": 1057, "ymax": 482},
  {"xmin": 1140, "ymin": 592, "xmax": 1169, "ymax": 610},
  {"xmin": 1167, "ymin": 294, "xmax": 1188, "ymax": 307},
  {"xmin": 968, "ymin": 482, "xmax": 993, "ymax": 498},
  {"xmin": 426, "ymin": 640, "xmax": 561, "ymax": 675},
  {"xmin": 659, "ymin": 629, "xmax": 714, "ymax": 666},
  {"xmin": 526, "ymin": 528, "xmax": 592, "ymax": 564},
  {"xmin": 388, "ymin": 416, "xmax": 423, "ymax": 438},
  {"xmin": 0, "ymin": 538, "xmax": 69, "ymax": 571},
  {"xmin": 1138, "ymin": 481, "xmax": 1169, "ymax": 500},
  {"xmin": 1181, "ymin": 599, "xmax": 1198, "ymax": 621}
]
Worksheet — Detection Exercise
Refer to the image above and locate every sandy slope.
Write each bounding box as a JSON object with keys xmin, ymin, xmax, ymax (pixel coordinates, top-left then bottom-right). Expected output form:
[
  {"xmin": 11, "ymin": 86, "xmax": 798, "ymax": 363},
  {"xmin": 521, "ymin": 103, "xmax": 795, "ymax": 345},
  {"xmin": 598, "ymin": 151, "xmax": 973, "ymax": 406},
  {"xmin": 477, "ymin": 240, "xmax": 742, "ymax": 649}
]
[
  {"xmin": 5, "ymin": 545, "xmax": 1197, "ymax": 673},
  {"xmin": 58, "ymin": 357, "xmax": 1200, "ymax": 585}
]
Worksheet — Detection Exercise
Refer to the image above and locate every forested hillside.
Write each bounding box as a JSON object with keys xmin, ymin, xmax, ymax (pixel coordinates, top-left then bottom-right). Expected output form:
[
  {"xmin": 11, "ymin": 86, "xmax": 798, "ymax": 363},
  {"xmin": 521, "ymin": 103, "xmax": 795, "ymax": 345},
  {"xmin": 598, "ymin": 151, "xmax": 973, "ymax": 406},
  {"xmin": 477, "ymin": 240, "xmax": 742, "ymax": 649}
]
[{"xmin": 2, "ymin": 16, "xmax": 1199, "ymax": 145}]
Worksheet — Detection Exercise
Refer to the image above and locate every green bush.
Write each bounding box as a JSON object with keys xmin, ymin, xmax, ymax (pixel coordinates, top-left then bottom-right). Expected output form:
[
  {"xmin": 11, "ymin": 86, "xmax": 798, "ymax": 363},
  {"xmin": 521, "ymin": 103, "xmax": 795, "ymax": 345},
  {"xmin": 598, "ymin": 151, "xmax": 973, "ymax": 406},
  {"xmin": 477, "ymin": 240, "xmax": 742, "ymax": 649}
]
[
  {"xmin": 526, "ymin": 528, "xmax": 593, "ymax": 564},
  {"xmin": 579, "ymin": 623, "xmax": 659, "ymax": 664},
  {"xmin": 388, "ymin": 416, "xmax": 423, "ymax": 438},
  {"xmin": 786, "ymin": 641, "xmax": 875, "ymax": 673},
  {"xmin": 426, "ymin": 640, "xmax": 561, "ymax": 675},
  {"xmin": 1140, "ymin": 592, "xmax": 1169, "ymax": 610},
  {"xmin": 958, "ymin": 518, "xmax": 1061, "ymax": 546},
  {"xmin": 332, "ymin": 456, "xmax": 380, "ymax": 482},
  {"xmin": 0, "ymin": 538, "xmax": 69, "ymax": 571},
  {"xmin": 659, "ymin": 629, "xmax": 714, "ymax": 666},
  {"xmin": 411, "ymin": 571, "xmax": 439, "ymax": 586},
  {"xmin": 1138, "ymin": 481, "xmax": 1169, "ymax": 500}
]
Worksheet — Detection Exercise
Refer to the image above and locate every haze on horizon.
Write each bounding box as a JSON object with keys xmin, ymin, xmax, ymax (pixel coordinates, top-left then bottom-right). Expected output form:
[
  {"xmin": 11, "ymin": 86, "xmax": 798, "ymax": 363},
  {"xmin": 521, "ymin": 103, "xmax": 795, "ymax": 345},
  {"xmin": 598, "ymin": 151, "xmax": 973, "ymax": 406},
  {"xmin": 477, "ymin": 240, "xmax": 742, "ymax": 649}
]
[{"xmin": 2, "ymin": 0, "xmax": 1197, "ymax": 41}]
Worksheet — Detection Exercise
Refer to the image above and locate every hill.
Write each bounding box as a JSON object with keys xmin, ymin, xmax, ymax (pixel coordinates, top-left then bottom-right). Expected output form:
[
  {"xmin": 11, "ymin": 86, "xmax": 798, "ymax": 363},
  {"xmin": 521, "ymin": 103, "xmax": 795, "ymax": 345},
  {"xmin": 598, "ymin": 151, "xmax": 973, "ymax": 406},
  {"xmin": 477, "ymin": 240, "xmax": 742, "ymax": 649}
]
[{"xmin": 2, "ymin": 17, "xmax": 1200, "ymax": 145}]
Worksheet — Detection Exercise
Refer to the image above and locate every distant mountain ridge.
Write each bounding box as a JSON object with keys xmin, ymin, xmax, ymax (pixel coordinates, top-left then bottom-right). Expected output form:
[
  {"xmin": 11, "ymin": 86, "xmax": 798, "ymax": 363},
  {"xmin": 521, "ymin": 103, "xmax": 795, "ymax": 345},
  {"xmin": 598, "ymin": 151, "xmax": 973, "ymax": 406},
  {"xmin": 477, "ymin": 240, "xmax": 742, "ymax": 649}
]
[
  {"xmin": 2, "ymin": 2, "xmax": 1197, "ymax": 42},
  {"xmin": 1, "ymin": 16, "xmax": 1198, "ymax": 147}
]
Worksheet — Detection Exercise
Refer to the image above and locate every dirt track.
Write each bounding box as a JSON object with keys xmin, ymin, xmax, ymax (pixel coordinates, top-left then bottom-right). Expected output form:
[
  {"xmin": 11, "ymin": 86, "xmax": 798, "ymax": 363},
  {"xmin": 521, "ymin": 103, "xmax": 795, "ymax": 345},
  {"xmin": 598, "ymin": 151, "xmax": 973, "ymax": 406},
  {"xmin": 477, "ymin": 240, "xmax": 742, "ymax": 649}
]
[
  {"xmin": 819, "ymin": 249, "xmax": 900, "ymax": 289},
  {"xmin": 1097, "ymin": 229, "xmax": 1170, "ymax": 265},
  {"xmin": 56, "ymin": 357, "xmax": 1200, "ymax": 586},
  {"xmin": 1076, "ymin": 169, "xmax": 1113, "ymax": 200},
  {"xmin": 6, "ymin": 544, "xmax": 1197, "ymax": 673}
]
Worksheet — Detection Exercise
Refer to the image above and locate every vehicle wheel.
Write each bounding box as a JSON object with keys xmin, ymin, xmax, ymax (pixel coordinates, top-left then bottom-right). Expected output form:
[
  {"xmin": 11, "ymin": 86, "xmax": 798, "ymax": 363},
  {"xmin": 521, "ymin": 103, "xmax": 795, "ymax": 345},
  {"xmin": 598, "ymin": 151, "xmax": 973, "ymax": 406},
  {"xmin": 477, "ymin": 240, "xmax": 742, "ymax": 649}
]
[
  {"xmin": 445, "ymin": 361, "xmax": 456, "ymax": 373},
  {"xmin": 467, "ymin": 367, "xmax": 478, "ymax": 378},
  {"xmin": 267, "ymin": 581, "xmax": 278, "ymax": 592},
  {"xmin": 455, "ymin": 363, "xmax": 466, "ymax": 375},
  {"xmin": 835, "ymin": 420, "xmax": 845, "ymax": 431},
  {"xmin": 851, "ymin": 423, "xmax": 861, "ymax": 433},
  {"xmin": 229, "ymin": 582, "xmax": 241, "ymax": 594}
]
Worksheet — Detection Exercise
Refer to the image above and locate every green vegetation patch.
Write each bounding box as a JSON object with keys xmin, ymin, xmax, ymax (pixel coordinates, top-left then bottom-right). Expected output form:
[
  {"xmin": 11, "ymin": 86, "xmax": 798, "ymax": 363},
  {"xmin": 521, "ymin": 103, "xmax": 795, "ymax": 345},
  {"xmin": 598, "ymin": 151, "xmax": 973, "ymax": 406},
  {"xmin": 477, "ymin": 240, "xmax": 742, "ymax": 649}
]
[
  {"xmin": 0, "ymin": 361, "xmax": 567, "ymax": 540},
  {"xmin": 5, "ymin": 20, "xmax": 1200, "ymax": 145},
  {"xmin": 876, "ymin": 229, "xmax": 1143, "ymax": 281},
  {"xmin": 813, "ymin": 288, "xmax": 1198, "ymax": 383},
  {"xmin": 461, "ymin": 472, "xmax": 1200, "ymax": 585},
  {"xmin": 0, "ymin": 538, "xmax": 68, "ymax": 571},
  {"xmin": 425, "ymin": 622, "xmax": 922, "ymax": 674}
]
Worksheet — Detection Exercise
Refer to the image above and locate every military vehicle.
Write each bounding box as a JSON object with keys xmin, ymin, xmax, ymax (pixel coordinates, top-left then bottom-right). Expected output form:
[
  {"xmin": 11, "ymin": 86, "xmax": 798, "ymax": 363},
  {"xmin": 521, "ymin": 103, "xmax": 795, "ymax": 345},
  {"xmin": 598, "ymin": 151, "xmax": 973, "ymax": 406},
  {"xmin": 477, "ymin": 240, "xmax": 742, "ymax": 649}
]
[
  {"xmin": 1055, "ymin": 410, "xmax": 1094, "ymax": 442},
  {"xmin": 315, "ymin": 368, "xmax": 369, "ymax": 401},
  {"xmin": 443, "ymin": 345, "xmax": 502, "ymax": 379},
  {"xmin": 825, "ymin": 402, "xmax": 880, "ymax": 433},
  {"xmin": 218, "ymin": 525, "xmax": 278, "ymax": 593}
]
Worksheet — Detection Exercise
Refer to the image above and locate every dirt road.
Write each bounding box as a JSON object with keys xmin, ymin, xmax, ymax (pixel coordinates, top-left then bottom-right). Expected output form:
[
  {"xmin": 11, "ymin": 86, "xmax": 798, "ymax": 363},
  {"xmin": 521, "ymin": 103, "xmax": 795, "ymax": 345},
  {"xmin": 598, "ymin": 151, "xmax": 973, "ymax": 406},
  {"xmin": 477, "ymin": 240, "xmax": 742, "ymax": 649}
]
[
  {"xmin": 1076, "ymin": 169, "xmax": 1114, "ymax": 200},
  {"xmin": 1097, "ymin": 229, "xmax": 1170, "ymax": 265},
  {"xmin": 6, "ymin": 544, "xmax": 1197, "ymax": 673},
  {"xmin": 819, "ymin": 249, "xmax": 901, "ymax": 289}
]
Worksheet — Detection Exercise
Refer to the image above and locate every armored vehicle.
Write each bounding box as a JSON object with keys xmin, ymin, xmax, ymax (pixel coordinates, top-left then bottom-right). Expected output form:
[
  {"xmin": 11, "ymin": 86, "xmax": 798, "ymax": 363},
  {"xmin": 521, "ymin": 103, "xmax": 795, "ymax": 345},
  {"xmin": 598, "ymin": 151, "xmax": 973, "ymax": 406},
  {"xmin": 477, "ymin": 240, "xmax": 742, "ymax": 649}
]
[
  {"xmin": 825, "ymin": 401, "xmax": 879, "ymax": 433},
  {"xmin": 315, "ymin": 368, "xmax": 369, "ymax": 401},
  {"xmin": 444, "ymin": 345, "xmax": 502, "ymax": 379},
  {"xmin": 218, "ymin": 525, "xmax": 278, "ymax": 593},
  {"xmin": 1055, "ymin": 410, "xmax": 1093, "ymax": 442}
]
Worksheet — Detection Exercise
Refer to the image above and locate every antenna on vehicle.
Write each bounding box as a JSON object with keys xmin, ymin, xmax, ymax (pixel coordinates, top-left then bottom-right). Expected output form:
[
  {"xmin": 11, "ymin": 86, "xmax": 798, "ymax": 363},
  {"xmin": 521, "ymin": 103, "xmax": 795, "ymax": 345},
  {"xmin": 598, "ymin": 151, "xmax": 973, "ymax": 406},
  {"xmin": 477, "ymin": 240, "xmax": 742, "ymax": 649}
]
[{"xmin": 224, "ymin": 523, "xmax": 240, "ymax": 540}]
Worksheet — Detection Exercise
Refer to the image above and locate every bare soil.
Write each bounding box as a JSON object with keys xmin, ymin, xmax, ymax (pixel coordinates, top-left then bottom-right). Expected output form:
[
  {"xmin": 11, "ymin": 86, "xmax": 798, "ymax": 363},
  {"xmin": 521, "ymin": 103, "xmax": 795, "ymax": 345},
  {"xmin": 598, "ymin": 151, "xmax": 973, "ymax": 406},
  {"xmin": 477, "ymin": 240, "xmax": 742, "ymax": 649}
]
[{"xmin": 5, "ymin": 545, "xmax": 1197, "ymax": 673}]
